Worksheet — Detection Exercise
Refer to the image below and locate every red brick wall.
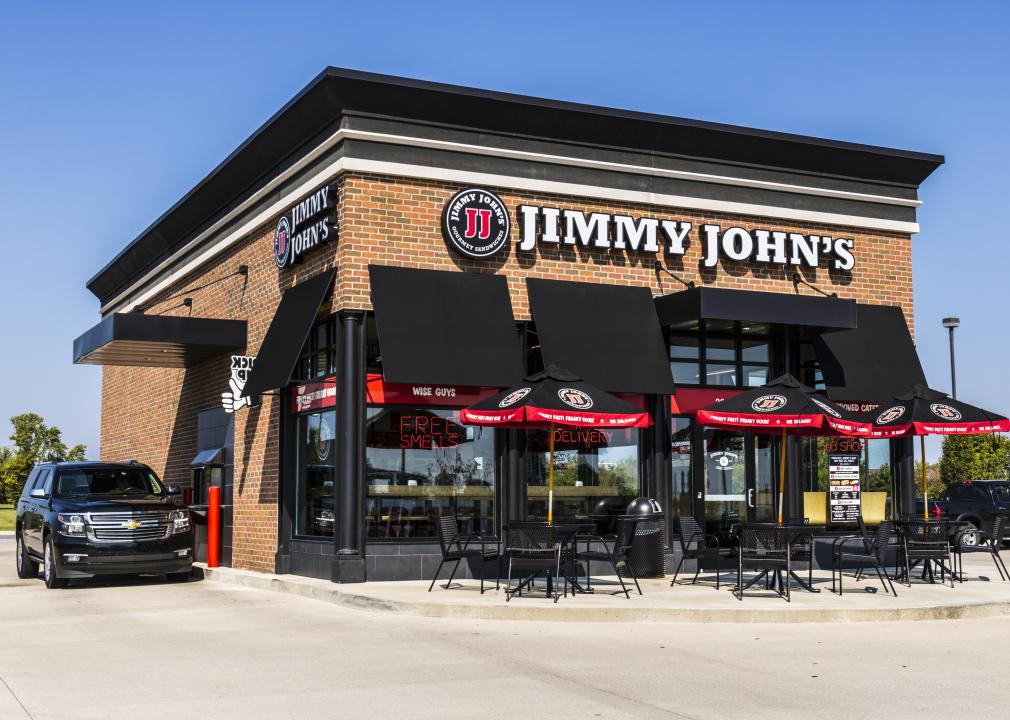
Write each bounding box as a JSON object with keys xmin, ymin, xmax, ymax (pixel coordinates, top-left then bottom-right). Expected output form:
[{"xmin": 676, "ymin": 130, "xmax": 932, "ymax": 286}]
[{"xmin": 99, "ymin": 171, "xmax": 915, "ymax": 573}]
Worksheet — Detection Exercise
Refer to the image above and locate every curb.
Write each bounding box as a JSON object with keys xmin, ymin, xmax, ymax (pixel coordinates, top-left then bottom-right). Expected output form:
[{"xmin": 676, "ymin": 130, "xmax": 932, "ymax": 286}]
[{"xmin": 196, "ymin": 566, "xmax": 1010, "ymax": 624}]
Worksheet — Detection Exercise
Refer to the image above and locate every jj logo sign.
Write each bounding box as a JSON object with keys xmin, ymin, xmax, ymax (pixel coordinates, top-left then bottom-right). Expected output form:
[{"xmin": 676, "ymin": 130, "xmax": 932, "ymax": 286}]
[
  {"xmin": 442, "ymin": 188, "xmax": 510, "ymax": 259},
  {"xmin": 274, "ymin": 185, "xmax": 338, "ymax": 269},
  {"xmin": 441, "ymin": 187, "xmax": 856, "ymax": 271}
]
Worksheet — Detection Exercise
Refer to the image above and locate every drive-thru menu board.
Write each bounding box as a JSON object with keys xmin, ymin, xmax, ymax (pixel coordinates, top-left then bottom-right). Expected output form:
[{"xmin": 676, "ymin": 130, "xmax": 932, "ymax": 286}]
[{"xmin": 829, "ymin": 453, "xmax": 861, "ymax": 523}]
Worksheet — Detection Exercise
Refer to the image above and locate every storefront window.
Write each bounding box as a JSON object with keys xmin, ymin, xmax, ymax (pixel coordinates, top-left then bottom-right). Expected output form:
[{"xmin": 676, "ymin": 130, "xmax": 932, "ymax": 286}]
[
  {"xmin": 526, "ymin": 427, "xmax": 639, "ymax": 531},
  {"xmin": 668, "ymin": 321, "xmax": 772, "ymax": 388},
  {"xmin": 799, "ymin": 437, "xmax": 892, "ymax": 520},
  {"xmin": 365, "ymin": 407, "xmax": 495, "ymax": 540},
  {"xmin": 295, "ymin": 410, "xmax": 336, "ymax": 537},
  {"xmin": 296, "ymin": 316, "xmax": 337, "ymax": 380},
  {"xmin": 703, "ymin": 430, "xmax": 746, "ymax": 535},
  {"xmin": 671, "ymin": 417, "xmax": 693, "ymax": 518}
]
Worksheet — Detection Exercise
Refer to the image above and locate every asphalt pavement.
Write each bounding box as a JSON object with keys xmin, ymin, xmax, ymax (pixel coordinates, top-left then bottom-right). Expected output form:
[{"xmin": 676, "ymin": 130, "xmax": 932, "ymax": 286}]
[{"xmin": 0, "ymin": 535, "xmax": 1005, "ymax": 719}]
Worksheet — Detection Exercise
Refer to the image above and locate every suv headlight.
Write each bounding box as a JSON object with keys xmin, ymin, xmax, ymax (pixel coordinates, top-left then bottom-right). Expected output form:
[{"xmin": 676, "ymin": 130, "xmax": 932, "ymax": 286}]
[
  {"xmin": 172, "ymin": 509, "xmax": 191, "ymax": 534},
  {"xmin": 57, "ymin": 514, "xmax": 86, "ymax": 537}
]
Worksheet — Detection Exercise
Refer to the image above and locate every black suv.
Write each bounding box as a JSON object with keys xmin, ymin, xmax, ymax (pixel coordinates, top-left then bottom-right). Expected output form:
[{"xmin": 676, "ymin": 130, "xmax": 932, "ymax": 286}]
[
  {"xmin": 15, "ymin": 461, "xmax": 194, "ymax": 588},
  {"xmin": 933, "ymin": 480, "xmax": 1010, "ymax": 545}
]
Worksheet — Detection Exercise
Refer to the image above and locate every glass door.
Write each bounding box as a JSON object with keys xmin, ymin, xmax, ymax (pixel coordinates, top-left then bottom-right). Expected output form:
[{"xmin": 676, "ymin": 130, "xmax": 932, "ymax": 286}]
[{"xmin": 702, "ymin": 429, "xmax": 776, "ymax": 540}]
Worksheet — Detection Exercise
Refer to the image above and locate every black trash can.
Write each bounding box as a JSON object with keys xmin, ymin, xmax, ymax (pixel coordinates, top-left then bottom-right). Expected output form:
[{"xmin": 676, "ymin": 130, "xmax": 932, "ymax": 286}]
[{"xmin": 621, "ymin": 498, "xmax": 666, "ymax": 579}]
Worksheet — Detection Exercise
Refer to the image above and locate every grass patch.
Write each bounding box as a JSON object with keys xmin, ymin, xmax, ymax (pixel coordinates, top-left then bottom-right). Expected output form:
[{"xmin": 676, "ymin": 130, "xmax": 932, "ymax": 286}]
[{"xmin": 0, "ymin": 505, "xmax": 15, "ymax": 532}]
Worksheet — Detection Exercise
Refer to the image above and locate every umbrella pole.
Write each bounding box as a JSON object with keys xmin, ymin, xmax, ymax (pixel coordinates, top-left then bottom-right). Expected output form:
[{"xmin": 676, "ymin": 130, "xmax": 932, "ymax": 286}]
[
  {"xmin": 548, "ymin": 421, "xmax": 556, "ymax": 524},
  {"xmin": 778, "ymin": 427, "xmax": 787, "ymax": 525},
  {"xmin": 921, "ymin": 435, "xmax": 928, "ymax": 520}
]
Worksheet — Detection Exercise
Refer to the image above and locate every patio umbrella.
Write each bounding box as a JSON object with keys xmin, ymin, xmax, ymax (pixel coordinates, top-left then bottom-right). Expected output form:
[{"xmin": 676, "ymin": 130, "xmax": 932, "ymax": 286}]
[
  {"xmin": 860, "ymin": 384, "xmax": 1010, "ymax": 518},
  {"xmin": 696, "ymin": 374, "xmax": 870, "ymax": 524},
  {"xmin": 460, "ymin": 365, "xmax": 650, "ymax": 523}
]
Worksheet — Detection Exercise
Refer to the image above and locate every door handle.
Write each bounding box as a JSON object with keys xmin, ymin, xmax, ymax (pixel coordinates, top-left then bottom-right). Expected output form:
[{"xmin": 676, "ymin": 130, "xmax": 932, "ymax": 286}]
[{"xmin": 747, "ymin": 489, "xmax": 755, "ymax": 508}]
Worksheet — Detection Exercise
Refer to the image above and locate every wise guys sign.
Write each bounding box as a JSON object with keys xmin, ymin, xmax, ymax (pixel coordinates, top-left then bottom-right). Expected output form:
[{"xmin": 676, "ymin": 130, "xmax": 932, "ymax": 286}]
[{"xmin": 442, "ymin": 187, "xmax": 855, "ymax": 271}]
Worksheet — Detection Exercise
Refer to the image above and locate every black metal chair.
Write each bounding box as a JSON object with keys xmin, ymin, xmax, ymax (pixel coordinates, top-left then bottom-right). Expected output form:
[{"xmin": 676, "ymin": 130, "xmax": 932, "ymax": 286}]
[
  {"xmin": 900, "ymin": 519, "xmax": 953, "ymax": 587},
  {"xmin": 428, "ymin": 514, "xmax": 500, "ymax": 594},
  {"xmin": 953, "ymin": 515, "xmax": 1009, "ymax": 581},
  {"xmin": 573, "ymin": 517, "xmax": 640, "ymax": 598},
  {"xmin": 671, "ymin": 515, "xmax": 733, "ymax": 589},
  {"xmin": 504, "ymin": 522, "xmax": 566, "ymax": 603},
  {"xmin": 831, "ymin": 519, "xmax": 897, "ymax": 596},
  {"xmin": 736, "ymin": 525, "xmax": 791, "ymax": 602}
]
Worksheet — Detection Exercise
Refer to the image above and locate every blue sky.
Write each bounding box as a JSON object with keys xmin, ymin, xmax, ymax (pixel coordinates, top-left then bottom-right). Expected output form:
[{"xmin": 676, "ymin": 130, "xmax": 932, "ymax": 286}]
[{"xmin": 1, "ymin": 2, "xmax": 1007, "ymax": 460}]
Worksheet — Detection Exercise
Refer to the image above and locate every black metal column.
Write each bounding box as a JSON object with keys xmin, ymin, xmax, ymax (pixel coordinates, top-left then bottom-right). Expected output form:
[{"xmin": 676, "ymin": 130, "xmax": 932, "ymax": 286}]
[
  {"xmin": 891, "ymin": 436, "xmax": 916, "ymax": 519},
  {"xmin": 645, "ymin": 394, "xmax": 674, "ymax": 544},
  {"xmin": 780, "ymin": 326, "xmax": 803, "ymax": 521},
  {"xmin": 332, "ymin": 310, "xmax": 367, "ymax": 583}
]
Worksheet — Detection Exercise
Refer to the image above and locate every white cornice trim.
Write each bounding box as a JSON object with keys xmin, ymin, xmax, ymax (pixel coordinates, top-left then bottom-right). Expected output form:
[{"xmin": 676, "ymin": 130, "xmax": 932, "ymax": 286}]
[{"xmin": 102, "ymin": 141, "xmax": 920, "ymax": 315}]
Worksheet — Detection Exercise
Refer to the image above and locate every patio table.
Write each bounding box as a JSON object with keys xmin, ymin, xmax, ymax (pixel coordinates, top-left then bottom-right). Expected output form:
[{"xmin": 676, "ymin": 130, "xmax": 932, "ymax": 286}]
[
  {"xmin": 503, "ymin": 521, "xmax": 595, "ymax": 598},
  {"xmin": 733, "ymin": 521, "xmax": 827, "ymax": 593},
  {"xmin": 891, "ymin": 518, "xmax": 971, "ymax": 584}
]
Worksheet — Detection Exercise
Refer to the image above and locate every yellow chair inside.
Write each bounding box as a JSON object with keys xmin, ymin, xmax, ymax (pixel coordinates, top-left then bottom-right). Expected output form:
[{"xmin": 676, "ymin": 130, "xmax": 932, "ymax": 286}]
[
  {"xmin": 860, "ymin": 492, "xmax": 887, "ymax": 526},
  {"xmin": 802, "ymin": 492, "xmax": 827, "ymax": 525}
]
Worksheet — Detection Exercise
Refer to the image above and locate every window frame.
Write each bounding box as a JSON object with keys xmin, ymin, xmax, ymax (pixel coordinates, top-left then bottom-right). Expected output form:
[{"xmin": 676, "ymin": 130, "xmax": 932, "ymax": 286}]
[{"xmin": 668, "ymin": 320, "xmax": 772, "ymax": 389}]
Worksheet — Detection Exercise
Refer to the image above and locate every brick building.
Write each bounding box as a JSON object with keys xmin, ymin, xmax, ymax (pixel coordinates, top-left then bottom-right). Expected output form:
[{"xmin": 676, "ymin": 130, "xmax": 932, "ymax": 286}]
[{"xmin": 74, "ymin": 68, "xmax": 943, "ymax": 582}]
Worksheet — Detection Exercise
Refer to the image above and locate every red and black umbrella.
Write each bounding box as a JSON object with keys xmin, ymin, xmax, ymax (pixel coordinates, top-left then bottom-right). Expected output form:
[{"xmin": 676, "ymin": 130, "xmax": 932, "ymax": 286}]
[
  {"xmin": 696, "ymin": 374, "xmax": 870, "ymax": 524},
  {"xmin": 862, "ymin": 384, "xmax": 1010, "ymax": 438},
  {"xmin": 861, "ymin": 384, "xmax": 1010, "ymax": 518},
  {"xmin": 460, "ymin": 365, "xmax": 650, "ymax": 522}
]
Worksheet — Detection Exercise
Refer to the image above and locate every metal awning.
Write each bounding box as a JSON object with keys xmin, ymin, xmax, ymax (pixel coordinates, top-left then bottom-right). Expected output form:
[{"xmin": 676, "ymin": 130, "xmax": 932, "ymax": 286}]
[
  {"xmin": 654, "ymin": 287, "xmax": 857, "ymax": 330},
  {"xmin": 73, "ymin": 313, "xmax": 247, "ymax": 368},
  {"xmin": 369, "ymin": 265, "xmax": 523, "ymax": 387},
  {"xmin": 527, "ymin": 278, "xmax": 676, "ymax": 395},
  {"xmin": 242, "ymin": 269, "xmax": 335, "ymax": 397},
  {"xmin": 814, "ymin": 304, "xmax": 927, "ymax": 402},
  {"xmin": 190, "ymin": 447, "xmax": 226, "ymax": 467}
]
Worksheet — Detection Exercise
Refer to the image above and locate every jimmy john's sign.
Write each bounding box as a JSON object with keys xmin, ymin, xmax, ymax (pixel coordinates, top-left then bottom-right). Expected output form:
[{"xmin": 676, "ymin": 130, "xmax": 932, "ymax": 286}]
[
  {"xmin": 274, "ymin": 185, "xmax": 338, "ymax": 269},
  {"xmin": 442, "ymin": 188, "xmax": 855, "ymax": 270}
]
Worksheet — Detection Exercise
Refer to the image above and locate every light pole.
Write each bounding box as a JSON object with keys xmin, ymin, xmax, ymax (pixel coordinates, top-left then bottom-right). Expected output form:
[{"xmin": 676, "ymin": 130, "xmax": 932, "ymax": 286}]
[{"xmin": 942, "ymin": 317, "xmax": 960, "ymax": 399}]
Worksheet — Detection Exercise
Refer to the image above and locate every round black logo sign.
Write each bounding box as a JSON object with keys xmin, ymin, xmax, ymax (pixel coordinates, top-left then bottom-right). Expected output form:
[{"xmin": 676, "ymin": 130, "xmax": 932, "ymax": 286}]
[
  {"xmin": 930, "ymin": 403, "xmax": 962, "ymax": 421},
  {"xmin": 877, "ymin": 406, "xmax": 906, "ymax": 425},
  {"xmin": 274, "ymin": 216, "xmax": 291, "ymax": 268},
  {"xmin": 499, "ymin": 387, "xmax": 531, "ymax": 408},
  {"xmin": 442, "ymin": 188, "xmax": 510, "ymax": 259},
  {"xmin": 751, "ymin": 395, "xmax": 787, "ymax": 413},
  {"xmin": 558, "ymin": 388, "xmax": 594, "ymax": 409}
]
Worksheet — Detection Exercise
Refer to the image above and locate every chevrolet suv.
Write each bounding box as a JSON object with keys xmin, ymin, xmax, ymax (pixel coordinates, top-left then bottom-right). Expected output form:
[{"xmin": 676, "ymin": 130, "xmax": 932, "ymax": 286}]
[{"xmin": 15, "ymin": 461, "xmax": 193, "ymax": 588}]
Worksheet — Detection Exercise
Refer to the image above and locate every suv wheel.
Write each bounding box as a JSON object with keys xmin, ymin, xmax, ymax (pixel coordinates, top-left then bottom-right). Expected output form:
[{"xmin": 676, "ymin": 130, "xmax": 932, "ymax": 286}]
[
  {"xmin": 15, "ymin": 533, "xmax": 38, "ymax": 579},
  {"xmin": 960, "ymin": 525, "xmax": 981, "ymax": 548},
  {"xmin": 43, "ymin": 536, "xmax": 67, "ymax": 589}
]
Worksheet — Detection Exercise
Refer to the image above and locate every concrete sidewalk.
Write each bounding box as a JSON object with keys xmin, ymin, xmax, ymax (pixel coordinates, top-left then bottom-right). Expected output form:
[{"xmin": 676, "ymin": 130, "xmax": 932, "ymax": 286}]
[{"xmin": 200, "ymin": 554, "xmax": 1010, "ymax": 623}]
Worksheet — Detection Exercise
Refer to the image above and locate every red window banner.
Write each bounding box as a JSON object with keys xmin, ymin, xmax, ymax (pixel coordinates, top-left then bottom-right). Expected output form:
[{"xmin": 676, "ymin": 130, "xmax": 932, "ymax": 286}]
[
  {"xmin": 365, "ymin": 373, "xmax": 500, "ymax": 407},
  {"xmin": 291, "ymin": 380, "xmax": 336, "ymax": 413},
  {"xmin": 670, "ymin": 387, "xmax": 744, "ymax": 414}
]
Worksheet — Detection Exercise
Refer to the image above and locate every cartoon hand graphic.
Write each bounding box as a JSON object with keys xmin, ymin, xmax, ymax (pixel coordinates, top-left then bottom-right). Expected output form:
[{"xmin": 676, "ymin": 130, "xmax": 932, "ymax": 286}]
[{"xmin": 222, "ymin": 377, "xmax": 250, "ymax": 414}]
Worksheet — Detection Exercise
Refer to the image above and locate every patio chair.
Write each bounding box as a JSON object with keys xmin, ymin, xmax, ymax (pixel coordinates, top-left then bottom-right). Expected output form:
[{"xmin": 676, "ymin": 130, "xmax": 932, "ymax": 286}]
[
  {"xmin": 831, "ymin": 519, "xmax": 897, "ymax": 596},
  {"xmin": 736, "ymin": 525, "xmax": 791, "ymax": 602},
  {"xmin": 427, "ymin": 513, "xmax": 500, "ymax": 594},
  {"xmin": 573, "ymin": 516, "xmax": 640, "ymax": 598},
  {"xmin": 504, "ymin": 522, "xmax": 565, "ymax": 603},
  {"xmin": 671, "ymin": 515, "xmax": 733, "ymax": 590},
  {"xmin": 780, "ymin": 517, "xmax": 815, "ymax": 588},
  {"xmin": 953, "ymin": 515, "xmax": 1009, "ymax": 582},
  {"xmin": 901, "ymin": 519, "xmax": 953, "ymax": 587}
]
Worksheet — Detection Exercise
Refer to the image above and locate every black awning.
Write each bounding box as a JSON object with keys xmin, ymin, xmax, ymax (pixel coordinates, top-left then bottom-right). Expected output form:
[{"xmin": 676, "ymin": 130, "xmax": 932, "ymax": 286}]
[
  {"xmin": 814, "ymin": 304, "xmax": 927, "ymax": 402},
  {"xmin": 242, "ymin": 269, "xmax": 335, "ymax": 397},
  {"xmin": 526, "ymin": 278, "xmax": 676, "ymax": 395},
  {"xmin": 73, "ymin": 313, "xmax": 246, "ymax": 368},
  {"xmin": 369, "ymin": 265, "xmax": 523, "ymax": 387},
  {"xmin": 654, "ymin": 287, "xmax": 857, "ymax": 330},
  {"xmin": 191, "ymin": 447, "xmax": 226, "ymax": 467}
]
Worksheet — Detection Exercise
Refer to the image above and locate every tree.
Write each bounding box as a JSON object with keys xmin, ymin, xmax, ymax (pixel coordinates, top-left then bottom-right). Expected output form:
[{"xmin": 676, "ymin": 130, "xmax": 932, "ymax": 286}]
[
  {"xmin": 0, "ymin": 414, "xmax": 86, "ymax": 502},
  {"xmin": 939, "ymin": 435, "xmax": 1010, "ymax": 485}
]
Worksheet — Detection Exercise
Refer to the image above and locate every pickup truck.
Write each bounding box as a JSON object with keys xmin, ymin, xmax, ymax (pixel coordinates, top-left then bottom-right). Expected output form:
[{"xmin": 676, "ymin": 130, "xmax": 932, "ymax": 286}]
[{"xmin": 931, "ymin": 480, "xmax": 1010, "ymax": 546}]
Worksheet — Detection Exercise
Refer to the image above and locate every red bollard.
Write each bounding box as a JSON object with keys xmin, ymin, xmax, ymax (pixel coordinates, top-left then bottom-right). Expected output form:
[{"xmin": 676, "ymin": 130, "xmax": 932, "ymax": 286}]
[{"xmin": 207, "ymin": 485, "xmax": 220, "ymax": 568}]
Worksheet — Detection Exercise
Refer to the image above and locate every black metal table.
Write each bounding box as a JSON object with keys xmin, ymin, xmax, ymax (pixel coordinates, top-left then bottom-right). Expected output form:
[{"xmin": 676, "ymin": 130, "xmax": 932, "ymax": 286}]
[
  {"xmin": 503, "ymin": 521, "xmax": 595, "ymax": 598},
  {"xmin": 733, "ymin": 522, "xmax": 827, "ymax": 594},
  {"xmin": 891, "ymin": 518, "xmax": 971, "ymax": 584}
]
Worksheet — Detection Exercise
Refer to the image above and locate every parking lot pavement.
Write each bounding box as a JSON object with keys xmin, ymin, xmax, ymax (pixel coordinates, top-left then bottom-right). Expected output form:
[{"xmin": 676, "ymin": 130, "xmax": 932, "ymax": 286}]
[{"xmin": 1, "ymin": 536, "xmax": 1008, "ymax": 720}]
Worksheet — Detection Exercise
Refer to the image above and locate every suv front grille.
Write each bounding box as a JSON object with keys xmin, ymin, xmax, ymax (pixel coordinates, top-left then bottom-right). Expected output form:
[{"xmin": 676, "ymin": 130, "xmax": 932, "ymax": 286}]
[{"xmin": 87, "ymin": 512, "xmax": 171, "ymax": 542}]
